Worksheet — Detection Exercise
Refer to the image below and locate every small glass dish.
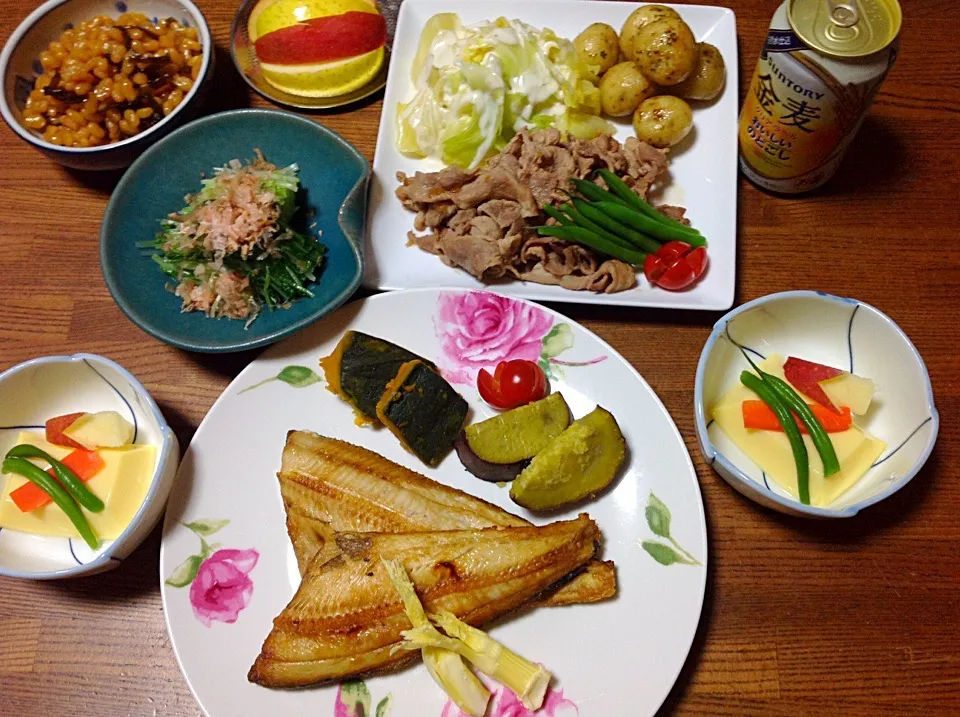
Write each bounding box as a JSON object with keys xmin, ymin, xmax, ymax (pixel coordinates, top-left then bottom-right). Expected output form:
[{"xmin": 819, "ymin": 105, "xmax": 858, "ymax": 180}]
[{"xmin": 229, "ymin": 0, "xmax": 390, "ymax": 110}]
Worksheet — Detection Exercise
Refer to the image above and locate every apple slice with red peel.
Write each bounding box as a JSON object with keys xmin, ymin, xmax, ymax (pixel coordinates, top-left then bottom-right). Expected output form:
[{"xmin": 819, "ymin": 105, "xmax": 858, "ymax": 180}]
[
  {"xmin": 45, "ymin": 412, "xmax": 88, "ymax": 449},
  {"xmin": 254, "ymin": 11, "xmax": 386, "ymax": 65},
  {"xmin": 783, "ymin": 357, "xmax": 845, "ymax": 413}
]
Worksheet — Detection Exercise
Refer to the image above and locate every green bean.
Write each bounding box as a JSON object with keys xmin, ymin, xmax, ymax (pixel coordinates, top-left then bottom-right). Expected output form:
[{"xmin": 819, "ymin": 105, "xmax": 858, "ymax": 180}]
[
  {"xmin": 569, "ymin": 177, "xmax": 630, "ymax": 207},
  {"xmin": 740, "ymin": 372, "xmax": 810, "ymax": 505},
  {"xmin": 596, "ymin": 169, "xmax": 703, "ymax": 235},
  {"xmin": 596, "ymin": 169, "xmax": 662, "ymax": 217},
  {"xmin": 762, "ymin": 375, "xmax": 841, "ymax": 477},
  {"xmin": 536, "ymin": 225, "xmax": 647, "ymax": 266},
  {"xmin": 5, "ymin": 444, "xmax": 104, "ymax": 513},
  {"xmin": 559, "ymin": 203, "xmax": 639, "ymax": 252},
  {"xmin": 2, "ymin": 457, "xmax": 99, "ymax": 548},
  {"xmin": 594, "ymin": 201, "xmax": 707, "ymax": 247},
  {"xmin": 572, "ymin": 199, "xmax": 663, "ymax": 254},
  {"xmin": 541, "ymin": 204, "xmax": 572, "ymax": 226}
]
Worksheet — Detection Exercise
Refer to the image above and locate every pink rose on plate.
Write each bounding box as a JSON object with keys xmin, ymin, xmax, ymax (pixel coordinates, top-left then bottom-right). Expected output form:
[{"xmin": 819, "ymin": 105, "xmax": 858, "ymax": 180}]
[
  {"xmin": 189, "ymin": 548, "xmax": 259, "ymax": 627},
  {"xmin": 441, "ymin": 684, "xmax": 578, "ymax": 717},
  {"xmin": 435, "ymin": 291, "xmax": 554, "ymax": 386}
]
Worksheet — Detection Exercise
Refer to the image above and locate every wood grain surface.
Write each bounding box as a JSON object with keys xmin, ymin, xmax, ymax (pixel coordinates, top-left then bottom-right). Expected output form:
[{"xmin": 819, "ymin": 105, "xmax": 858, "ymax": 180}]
[{"xmin": 1, "ymin": 0, "xmax": 959, "ymax": 715}]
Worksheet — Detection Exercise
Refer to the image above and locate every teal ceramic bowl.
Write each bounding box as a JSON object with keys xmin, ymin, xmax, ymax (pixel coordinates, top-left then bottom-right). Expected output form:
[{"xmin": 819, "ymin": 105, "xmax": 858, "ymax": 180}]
[{"xmin": 100, "ymin": 108, "xmax": 368, "ymax": 352}]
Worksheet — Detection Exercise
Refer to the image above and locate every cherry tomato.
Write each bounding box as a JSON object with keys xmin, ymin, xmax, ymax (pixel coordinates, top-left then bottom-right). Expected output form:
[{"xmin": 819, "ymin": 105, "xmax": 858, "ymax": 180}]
[
  {"xmin": 643, "ymin": 241, "xmax": 708, "ymax": 291},
  {"xmin": 477, "ymin": 359, "xmax": 548, "ymax": 409},
  {"xmin": 477, "ymin": 368, "xmax": 511, "ymax": 409}
]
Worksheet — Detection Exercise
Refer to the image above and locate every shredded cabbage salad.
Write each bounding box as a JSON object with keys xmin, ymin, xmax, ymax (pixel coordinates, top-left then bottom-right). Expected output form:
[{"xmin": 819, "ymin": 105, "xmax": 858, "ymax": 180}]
[{"xmin": 396, "ymin": 15, "xmax": 613, "ymax": 170}]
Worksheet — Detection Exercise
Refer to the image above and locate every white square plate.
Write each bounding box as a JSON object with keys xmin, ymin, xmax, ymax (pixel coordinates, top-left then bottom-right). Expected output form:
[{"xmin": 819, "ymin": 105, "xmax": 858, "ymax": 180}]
[{"xmin": 367, "ymin": 0, "xmax": 738, "ymax": 310}]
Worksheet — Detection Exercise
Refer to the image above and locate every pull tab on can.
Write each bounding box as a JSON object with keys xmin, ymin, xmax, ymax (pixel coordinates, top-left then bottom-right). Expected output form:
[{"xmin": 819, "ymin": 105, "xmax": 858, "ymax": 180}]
[
  {"xmin": 788, "ymin": 0, "xmax": 901, "ymax": 58},
  {"xmin": 825, "ymin": 0, "xmax": 859, "ymax": 27}
]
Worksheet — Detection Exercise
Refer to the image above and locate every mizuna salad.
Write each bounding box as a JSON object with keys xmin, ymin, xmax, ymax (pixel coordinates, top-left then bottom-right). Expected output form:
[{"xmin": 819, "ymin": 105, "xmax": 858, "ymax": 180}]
[
  {"xmin": 147, "ymin": 152, "xmax": 326, "ymax": 323},
  {"xmin": 396, "ymin": 15, "xmax": 612, "ymax": 169}
]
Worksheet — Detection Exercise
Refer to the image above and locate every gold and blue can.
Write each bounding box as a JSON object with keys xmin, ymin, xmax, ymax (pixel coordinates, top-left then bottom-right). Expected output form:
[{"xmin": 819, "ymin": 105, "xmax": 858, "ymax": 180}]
[{"xmin": 739, "ymin": 0, "xmax": 902, "ymax": 193}]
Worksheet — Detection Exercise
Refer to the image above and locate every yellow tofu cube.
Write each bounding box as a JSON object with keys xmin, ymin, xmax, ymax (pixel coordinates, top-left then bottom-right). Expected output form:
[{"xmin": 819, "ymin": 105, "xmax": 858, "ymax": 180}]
[
  {"xmin": 0, "ymin": 432, "xmax": 157, "ymax": 539},
  {"xmin": 711, "ymin": 356, "xmax": 885, "ymax": 507}
]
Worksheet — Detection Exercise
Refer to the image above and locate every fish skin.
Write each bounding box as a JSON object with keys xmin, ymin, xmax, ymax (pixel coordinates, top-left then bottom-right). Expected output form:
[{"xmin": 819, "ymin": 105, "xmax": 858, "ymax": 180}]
[
  {"xmin": 277, "ymin": 431, "xmax": 617, "ymax": 605},
  {"xmin": 248, "ymin": 516, "xmax": 602, "ymax": 687}
]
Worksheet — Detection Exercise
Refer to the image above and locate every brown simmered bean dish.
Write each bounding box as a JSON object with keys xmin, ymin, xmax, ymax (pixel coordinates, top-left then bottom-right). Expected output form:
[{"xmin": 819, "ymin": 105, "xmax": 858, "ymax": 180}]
[{"xmin": 21, "ymin": 12, "xmax": 203, "ymax": 147}]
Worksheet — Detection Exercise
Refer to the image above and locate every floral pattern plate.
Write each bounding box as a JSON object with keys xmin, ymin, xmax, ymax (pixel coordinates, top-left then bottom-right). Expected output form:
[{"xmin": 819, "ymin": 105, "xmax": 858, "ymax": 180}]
[{"xmin": 160, "ymin": 288, "xmax": 707, "ymax": 717}]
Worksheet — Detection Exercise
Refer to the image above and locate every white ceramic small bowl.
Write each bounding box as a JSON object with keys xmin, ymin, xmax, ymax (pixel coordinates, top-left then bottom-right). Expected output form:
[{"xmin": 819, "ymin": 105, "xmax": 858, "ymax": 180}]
[
  {"xmin": 695, "ymin": 291, "xmax": 938, "ymax": 518},
  {"xmin": 0, "ymin": 354, "xmax": 179, "ymax": 578},
  {"xmin": 0, "ymin": 0, "xmax": 212, "ymax": 170}
]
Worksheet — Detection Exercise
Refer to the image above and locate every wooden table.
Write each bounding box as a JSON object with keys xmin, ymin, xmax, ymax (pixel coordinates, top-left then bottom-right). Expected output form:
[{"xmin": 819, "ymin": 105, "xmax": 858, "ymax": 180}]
[{"xmin": 1, "ymin": 0, "xmax": 958, "ymax": 714}]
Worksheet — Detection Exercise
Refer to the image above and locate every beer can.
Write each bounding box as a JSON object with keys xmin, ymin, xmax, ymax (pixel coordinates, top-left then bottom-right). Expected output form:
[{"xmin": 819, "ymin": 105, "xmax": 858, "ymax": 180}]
[{"xmin": 739, "ymin": 0, "xmax": 902, "ymax": 193}]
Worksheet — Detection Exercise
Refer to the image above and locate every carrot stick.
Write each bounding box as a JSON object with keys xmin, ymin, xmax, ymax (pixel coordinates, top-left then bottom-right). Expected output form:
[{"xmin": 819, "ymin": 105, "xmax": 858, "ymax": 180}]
[
  {"xmin": 742, "ymin": 400, "xmax": 852, "ymax": 434},
  {"xmin": 9, "ymin": 449, "xmax": 105, "ymax": 512}
]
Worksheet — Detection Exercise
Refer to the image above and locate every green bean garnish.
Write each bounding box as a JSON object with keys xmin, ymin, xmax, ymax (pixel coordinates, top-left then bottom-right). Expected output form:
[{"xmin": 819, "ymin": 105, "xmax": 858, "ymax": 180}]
[
  {"xmin": 596, "ymin": 169, "xmax": 704, "ymax": 235},
  {"xmin": 2, "ymin": 457, "xmax": 99, "ymax": 548},
  {"xmin": 737, "ymin": 350, "xmax": 841, "ymax": 478},
  {"xmin": 740, "ymin": 372, "xmax": 811, "ymax": 505},
  {"xmin": 541, "ymin": 204, "xmax": 572, "ymax": 226},
  {"xmin": 559, "ymin": 203, "xmax": 639, "ymax": 251},
  {"xmin": 569, "ymin": 177, "xmax": 629, "ymax": 206},
  {"xmin": 593, "ymin": 201, "xmax": 707, "ymax": 247},
  {"xmin": 536, "ymin": 225, "xmax": 647, "ymax": 266},
  {"xmin": 5, "ymin": 444, "xmax": 104, "ymax": 513},
  {"xmin": 572, "ymin": 198, "xmax": 663, "ymax": 254},
  {"xmin": 762, "ymin": 375, "xmax": 841, "ymax": 477}
]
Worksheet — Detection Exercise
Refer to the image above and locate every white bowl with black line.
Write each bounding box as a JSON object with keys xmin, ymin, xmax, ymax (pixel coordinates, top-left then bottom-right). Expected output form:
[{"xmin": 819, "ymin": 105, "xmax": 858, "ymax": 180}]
[
  {"xmin": 694, "ymin": 290, "xmax": 939, "ymax": 518},
  {"xmin": 0, "ymin": 353, "xmax": 178, "ymax": 578},
  {"xmin": 0, "ymin": 0, "xmax": 213, "ymax": 170}
]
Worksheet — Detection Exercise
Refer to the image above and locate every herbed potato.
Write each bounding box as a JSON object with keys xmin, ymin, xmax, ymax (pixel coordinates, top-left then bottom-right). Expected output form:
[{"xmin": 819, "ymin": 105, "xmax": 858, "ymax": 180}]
[
  {"xmin": 670, "ymin": 42, "xmax": 726, "ymax": 100},
  {"xmin": 599, "ymin": 61, "xmax": 658, "ymax": 117},
  {"xmin": 574, "ymin": 23, "xmax": 620, "ymax": 75},
  {"xmin": 619, "ymin": 4, "xmax": 681, "ymax": 61},
  {"xmin": 632, "ymin": 95, "xmax": 694, "ymax": 148},
  {"xmin": 632, "ymin": 17, "xmax": 698, "ymax": 86}
]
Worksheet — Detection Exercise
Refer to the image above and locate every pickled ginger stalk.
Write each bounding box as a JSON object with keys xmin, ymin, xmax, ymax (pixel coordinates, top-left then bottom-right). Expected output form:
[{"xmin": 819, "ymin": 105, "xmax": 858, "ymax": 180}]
[
  {"xmin": 399, "ymin": 604, "xmax": 551, "ymax": 711},
  {"xmin": 382, "ymin": 559, "xmax": 491, "ymax": 717}
]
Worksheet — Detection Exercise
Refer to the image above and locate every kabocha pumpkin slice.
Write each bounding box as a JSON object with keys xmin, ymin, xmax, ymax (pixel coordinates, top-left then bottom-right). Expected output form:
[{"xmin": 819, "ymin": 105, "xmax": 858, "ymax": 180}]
[
  {"xmin": 464, "ymin": 393, "xmax": 572, "ymax": 465},
  {"xmin": 510, "ymin": 407, "xmax": 626, "ymax": 511},
  {"xmin": 320, "ymin": 331, "xmax": 434, "ymax": 424},
  {"xmin": 376, "ymin": 361, "xmax": 469, "ymax": 467}
]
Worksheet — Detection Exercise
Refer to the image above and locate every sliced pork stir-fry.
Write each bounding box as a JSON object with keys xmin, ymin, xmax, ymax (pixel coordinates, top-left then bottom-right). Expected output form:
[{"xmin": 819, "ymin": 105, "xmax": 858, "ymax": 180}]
[{"xmin": 396, "ymin": 129, "xmax": 686, "ymax": 294}]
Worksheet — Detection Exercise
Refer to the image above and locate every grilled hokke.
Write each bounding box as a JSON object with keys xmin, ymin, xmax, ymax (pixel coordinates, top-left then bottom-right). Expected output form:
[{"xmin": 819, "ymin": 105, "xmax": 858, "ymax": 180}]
[
  {"xmin": 248, "ymin": 515, "xmax": 602, "ymax": 687},
  {"xmin": 276, "ymin": 431, "xmax": 617, "ymax": 605}
]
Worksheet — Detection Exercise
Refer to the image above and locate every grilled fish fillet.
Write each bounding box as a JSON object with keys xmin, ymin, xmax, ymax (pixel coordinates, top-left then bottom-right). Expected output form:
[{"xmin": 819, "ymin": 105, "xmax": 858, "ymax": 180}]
[
  {"xmin": 277, "ymin": 431, "xmax": 617, "ymax": 605},
  {"xmin": 248, "ymin": 515, "xmax": 601, "ymax": 687}
]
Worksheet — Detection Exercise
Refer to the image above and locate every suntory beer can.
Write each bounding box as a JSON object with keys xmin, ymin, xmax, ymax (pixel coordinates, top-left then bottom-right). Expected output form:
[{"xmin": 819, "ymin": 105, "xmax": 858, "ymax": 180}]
[{"xmin": 739, "ymin": 0, "xmax": 901, "ymax": 193}]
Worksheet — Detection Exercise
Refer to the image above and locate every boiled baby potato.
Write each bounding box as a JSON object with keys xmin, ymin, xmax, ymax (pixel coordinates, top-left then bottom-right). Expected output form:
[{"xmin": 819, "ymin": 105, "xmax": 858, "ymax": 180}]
[
  {"xmin": 632, "ymin": 95, "xmax": 694, "ymax": 148},
  {"xmin": 574, "ymin": 22, "xmax": 620, "ymax": 75},
  {"xmin": 671, "ymin": 42, "xmax": 726, "ymax": 100},
  {"xmin": 600, "ymin": 61, "xmax": 658, "ymax": 117},
  {"xmin": 632, "ymin": 17, "xmax": 698, "ymax": 86},
  {"xmin": 619, "ymin": 4, "xmax": 681, "ymax": 61}
]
